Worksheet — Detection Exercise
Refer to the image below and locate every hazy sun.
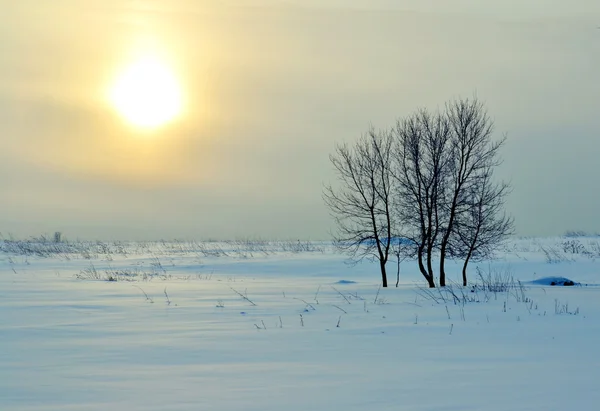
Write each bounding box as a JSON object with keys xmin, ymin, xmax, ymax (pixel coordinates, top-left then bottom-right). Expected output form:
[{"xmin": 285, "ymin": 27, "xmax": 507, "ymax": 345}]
[{"xmin": 109, "ymin": 57, "xmax": 183, "ymax": 129}]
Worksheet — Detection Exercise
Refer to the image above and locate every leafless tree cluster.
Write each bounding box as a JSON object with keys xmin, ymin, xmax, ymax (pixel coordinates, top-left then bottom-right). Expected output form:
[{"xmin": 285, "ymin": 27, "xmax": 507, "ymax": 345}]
[{"xmin": 324, "ymin": 98, "xmax": 514, "ymax": 288}]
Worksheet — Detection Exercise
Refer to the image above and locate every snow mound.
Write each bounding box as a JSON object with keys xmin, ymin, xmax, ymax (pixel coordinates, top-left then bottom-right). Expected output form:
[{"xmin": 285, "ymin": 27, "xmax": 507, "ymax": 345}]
[
  {"xmin": 530, "ymin": 277, "xmax": 579, "ymax": 286},
  {"xmin": 335, "ymin": 280, "xmax": 357, "ymax": 284}
]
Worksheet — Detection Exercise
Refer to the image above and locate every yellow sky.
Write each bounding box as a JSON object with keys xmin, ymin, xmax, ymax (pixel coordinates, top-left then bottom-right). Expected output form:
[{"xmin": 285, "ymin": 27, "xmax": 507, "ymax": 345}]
[{"xmin": 1, "ymin": 1, "xmax": 599, "ymax": 239}]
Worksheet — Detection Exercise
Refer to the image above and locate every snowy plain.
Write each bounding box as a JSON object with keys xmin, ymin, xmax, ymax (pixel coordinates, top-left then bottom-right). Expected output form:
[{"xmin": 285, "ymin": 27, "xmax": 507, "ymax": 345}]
[{"xmin": 1, "ymin": 237, "xmax": 599, "ymax": 411}]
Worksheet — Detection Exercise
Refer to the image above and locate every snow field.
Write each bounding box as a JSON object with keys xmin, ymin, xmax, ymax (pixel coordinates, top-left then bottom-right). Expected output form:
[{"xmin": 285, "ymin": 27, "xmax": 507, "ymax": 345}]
[{"xmin": 1, "ymin": 238, "xmax": 599, "ymax": 410}]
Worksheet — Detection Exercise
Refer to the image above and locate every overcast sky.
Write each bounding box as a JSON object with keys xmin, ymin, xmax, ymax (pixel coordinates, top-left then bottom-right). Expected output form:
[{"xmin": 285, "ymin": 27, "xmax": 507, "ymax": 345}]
[{"xmin": 1, "ymin": 1, "xmax": 599, "ymax": 240}]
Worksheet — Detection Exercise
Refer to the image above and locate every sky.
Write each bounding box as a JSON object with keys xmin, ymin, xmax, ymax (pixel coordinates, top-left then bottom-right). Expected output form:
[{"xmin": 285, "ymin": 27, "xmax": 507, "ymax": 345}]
[{"xmin": 1, "ymin": 0, "xmax": 599, "ymax": 240}]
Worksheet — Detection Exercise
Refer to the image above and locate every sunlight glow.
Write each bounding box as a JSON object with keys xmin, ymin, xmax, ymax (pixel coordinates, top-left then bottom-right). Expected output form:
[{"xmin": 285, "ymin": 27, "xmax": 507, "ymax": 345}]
[{"xmin": 109, "ymin": 57, "xmax": 183, "ymax": 129}]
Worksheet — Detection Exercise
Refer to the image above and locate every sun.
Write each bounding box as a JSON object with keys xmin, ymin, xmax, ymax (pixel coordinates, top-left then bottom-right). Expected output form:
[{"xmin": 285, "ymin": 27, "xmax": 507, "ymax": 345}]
[{"xmin": 109, "ymin": 57, "xmax": 183, "ymax": 129}]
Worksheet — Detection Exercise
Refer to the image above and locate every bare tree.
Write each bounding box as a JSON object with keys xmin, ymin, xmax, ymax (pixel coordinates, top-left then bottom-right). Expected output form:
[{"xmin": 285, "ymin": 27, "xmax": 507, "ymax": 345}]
[
  {"xmin": 392, "ymin": 109, "xmax": 452, "ymax": 288},
  {"xmin": 392, "ymin": 238, "xmax": 414, "ymax": 287},
  {"xmin": 436, "ymin": 98, "xmax": 507, "ymax": 286},
  {"xmin": 449, "ymin": 169, "xmax": 514, "ymax": 286},
  {"xmin": 323, "ymin": 128, "xmax": 394, "ymax": 287},
  {"xmin": 327, "ymin": 97, "xmax": 512, "ymax": 289}
]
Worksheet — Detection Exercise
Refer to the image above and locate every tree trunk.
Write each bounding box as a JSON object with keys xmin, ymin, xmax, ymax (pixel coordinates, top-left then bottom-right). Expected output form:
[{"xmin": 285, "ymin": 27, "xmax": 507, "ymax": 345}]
[
  {"xmin": 463, "ymin": 227, "xmax": 479, "ymax": 286},
  {"xmin": 440, "ymin": 185, "xmax": 461, "ymax": 287},
  {"xmin": 426, "ymin": 245, "xmax": 436, "ymax": 287},
  {"xmin": 395, "ymin": 257, "xmax": 401, "ymax": 288},
  {"xmin": 439, "ymin": 209, "xmax": 456, "ymax": 287},
  {"xmin": 439, "ymin": 242, "xmax": 448, "ymax": 287},
  {"xmin": 462, "ymin": 252, "xmax": 472, "ymax": 286},
  {"xmin": 417, "ymin": 247, "xmax": 436, "ymax": 288},
  {"xmin": 380, "ymin": 259, "xmax": 388, "ymax": 288}
]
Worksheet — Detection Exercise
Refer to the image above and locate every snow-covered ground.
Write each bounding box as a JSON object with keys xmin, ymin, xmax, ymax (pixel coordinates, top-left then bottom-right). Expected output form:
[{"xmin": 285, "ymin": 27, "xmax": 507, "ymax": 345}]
[{"xmin": 1, "ymin": 237, "xmax": 599, "ymax": 410}]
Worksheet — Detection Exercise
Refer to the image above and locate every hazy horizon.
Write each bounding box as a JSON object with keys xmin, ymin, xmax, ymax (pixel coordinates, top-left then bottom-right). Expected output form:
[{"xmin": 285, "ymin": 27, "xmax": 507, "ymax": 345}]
[{"xmin": 1, "ymin": 1, "xmax": 599, "ymax": 241}]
